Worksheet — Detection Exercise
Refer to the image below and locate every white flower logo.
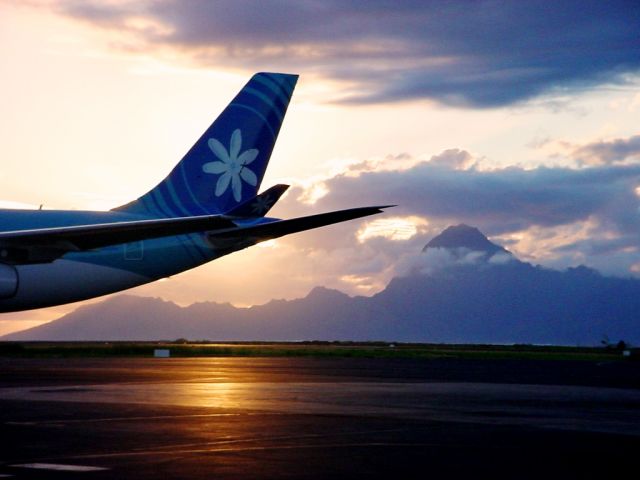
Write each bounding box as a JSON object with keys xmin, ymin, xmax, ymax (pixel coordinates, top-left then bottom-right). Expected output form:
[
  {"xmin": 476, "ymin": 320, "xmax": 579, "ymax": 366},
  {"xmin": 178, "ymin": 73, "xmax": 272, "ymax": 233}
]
[{"xmin": 202, "ymin": 129, "xmax": 259, "ymax": 202}]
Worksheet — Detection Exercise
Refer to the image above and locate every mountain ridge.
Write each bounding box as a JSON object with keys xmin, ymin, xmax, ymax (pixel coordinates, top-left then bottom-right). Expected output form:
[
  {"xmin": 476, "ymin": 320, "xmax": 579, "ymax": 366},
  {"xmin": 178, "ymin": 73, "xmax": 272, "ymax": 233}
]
[{"xmin": 3, "ymin": 226, "xmax": 639, "ymax": 345}]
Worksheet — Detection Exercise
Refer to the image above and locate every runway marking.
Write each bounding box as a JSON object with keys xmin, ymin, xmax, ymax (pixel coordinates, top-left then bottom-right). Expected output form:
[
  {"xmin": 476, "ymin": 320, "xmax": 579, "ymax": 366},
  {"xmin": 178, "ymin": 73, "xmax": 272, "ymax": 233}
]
[
  {"xmin": 57, "ymin": 428, "xmax": 415, "ymax": 460},
  {"xmin": 61, "ymin": 442, "xmax": 480, "ymax": 460},
  {"xmin": 18, "ymin": 428, "xmax": 411, "ymax": 464},
  {"xmin": 11, "ymin": 463, "xmax": 107, "ymax": 472},
  {"xmin": 36, "ymin": 387, "xmax": 96, "ymax": 393},
  {"xmin": 4, "ymin": 412, "xmax": 285, "ymax": 426},
  {"xmin": 106, "ymin": 427, "xmax": 409, "ymax": 453}
]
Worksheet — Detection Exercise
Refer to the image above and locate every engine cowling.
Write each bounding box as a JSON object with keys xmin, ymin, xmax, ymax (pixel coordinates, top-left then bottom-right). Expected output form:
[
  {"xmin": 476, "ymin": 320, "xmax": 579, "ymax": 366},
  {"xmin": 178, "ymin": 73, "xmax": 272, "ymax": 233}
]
[{"xmin": 0, "ymin": 263, "xmax": 18, "ymax": 298}]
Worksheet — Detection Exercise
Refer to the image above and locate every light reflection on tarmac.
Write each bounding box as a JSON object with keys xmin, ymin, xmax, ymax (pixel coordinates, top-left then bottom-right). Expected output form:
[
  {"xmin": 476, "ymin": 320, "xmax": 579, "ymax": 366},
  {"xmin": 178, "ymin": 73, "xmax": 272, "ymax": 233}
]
[
  {"xmin": 0, "ymin": 357, "xmax": 639, "ymax": 479},
  {"xmin": 2, "ymin": 381, "xmax": 640, "ymax": 436}
]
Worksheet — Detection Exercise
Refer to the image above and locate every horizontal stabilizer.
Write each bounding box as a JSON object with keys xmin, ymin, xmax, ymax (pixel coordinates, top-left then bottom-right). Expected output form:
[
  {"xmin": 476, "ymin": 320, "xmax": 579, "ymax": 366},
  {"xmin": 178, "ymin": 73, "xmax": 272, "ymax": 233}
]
[
  {"xmin": 0, "ymin": 206, "xmax": 391, "ymax": 264},
  {"xmin": 207, "ymin": 206, "xmax": 391, "ymax": 248}
]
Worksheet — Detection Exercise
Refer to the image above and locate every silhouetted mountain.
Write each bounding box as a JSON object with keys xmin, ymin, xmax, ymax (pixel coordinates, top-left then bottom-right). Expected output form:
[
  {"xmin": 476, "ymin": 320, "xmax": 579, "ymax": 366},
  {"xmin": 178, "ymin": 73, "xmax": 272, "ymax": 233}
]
[
  {"xmin": 423, "ymin": 224, "xmax": 511, "ymax": 259},
  {"xmin": 4, "ymin": 227, "xmax": 639, "ymax": 345}
]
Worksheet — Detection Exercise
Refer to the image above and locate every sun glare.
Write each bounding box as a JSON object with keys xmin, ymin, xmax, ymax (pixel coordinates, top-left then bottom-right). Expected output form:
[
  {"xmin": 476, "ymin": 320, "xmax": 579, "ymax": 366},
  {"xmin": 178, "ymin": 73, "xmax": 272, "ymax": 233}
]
[{"xmin": 298, "ymin": 183, "xmax": 329, "ymax": 204}]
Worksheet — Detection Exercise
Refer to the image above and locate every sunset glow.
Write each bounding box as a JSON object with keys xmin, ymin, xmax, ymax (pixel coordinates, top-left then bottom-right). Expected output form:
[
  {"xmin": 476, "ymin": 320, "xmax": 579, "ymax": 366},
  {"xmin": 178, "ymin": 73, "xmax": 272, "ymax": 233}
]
[
  {"xmin": 357, "ymin": 217, "xmax": 428, "ymax": 242},
  {"xmin": 0, "ymin": 1, "xmax": 638, "ymax": 334}
]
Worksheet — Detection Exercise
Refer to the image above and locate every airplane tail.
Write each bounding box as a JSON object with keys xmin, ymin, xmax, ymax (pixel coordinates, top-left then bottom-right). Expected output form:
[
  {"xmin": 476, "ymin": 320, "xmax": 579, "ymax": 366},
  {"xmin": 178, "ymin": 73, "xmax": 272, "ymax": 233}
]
[{"xmin": 114, "ymin": 72, "xmax": 298, "ymax": 217}]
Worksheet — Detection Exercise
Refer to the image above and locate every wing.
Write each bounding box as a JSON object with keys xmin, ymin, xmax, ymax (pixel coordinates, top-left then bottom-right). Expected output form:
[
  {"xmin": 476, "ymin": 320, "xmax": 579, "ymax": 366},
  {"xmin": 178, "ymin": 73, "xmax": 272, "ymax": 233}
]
[{"xmin": 0, "ymin": 207, "xmax": 389, "ymax": 264}]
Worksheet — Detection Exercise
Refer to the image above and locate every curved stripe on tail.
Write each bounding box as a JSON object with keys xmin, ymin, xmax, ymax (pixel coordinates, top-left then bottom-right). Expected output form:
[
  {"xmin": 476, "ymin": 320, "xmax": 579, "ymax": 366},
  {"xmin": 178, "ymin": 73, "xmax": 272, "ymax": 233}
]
[{"xmin": 114, "ymin": 72, "xmax": 298, "ymax": 217}]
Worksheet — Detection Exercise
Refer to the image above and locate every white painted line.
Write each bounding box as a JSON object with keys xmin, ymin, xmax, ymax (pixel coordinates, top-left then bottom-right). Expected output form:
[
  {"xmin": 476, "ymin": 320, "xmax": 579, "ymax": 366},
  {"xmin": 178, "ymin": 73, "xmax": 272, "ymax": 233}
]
[
  {"xmin": 11, "ymin": 463, "xmax": 107, "ymax": 472},
  {"xmin": 0, "ymin": 474, "xmax": 14, "ymax": 477}
]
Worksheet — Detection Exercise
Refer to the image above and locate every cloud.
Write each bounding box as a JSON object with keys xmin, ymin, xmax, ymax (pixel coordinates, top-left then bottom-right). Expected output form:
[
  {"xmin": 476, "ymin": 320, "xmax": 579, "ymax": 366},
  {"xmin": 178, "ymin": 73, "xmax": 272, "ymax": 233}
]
[
  {"xmin": 306, "ymin": 160, "xmax": 640, "ymax": 234},
  {"xmin": 571, "ymin": 135, "xmax": 640, "ymax": 166},
  {"xmin": 266, "ymin": 144, "xmax": 640, "ymax": 288},
  {"xmin": 394, "ymin": 246, "xmax": 514, "ymax": 279},
  {"xmin": 427, "ymin": 149, "xmax": 475, "ymax": 170},
  {"xmin": 50, "ymin": 0, "xmax": 640, "ymax": 107}
]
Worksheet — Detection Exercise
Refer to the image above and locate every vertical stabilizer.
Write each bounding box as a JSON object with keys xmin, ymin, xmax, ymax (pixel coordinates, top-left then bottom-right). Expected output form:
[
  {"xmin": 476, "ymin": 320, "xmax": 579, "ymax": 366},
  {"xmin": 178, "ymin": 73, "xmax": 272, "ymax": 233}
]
[{"xmin": 115, "ymin": 72, "xmax": 298, "ymax": 217}]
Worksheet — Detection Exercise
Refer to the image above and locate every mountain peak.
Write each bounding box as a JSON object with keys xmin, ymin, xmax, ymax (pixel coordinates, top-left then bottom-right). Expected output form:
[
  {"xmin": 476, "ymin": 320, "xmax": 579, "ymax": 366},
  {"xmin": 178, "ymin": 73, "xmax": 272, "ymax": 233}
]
[
  {"xmin": 423, "ymin": 224, "xmax": 510, "ymax": 257},
  {"xmin": 306, "ymin": 286, "xmax": 350, "ymax": 301}
]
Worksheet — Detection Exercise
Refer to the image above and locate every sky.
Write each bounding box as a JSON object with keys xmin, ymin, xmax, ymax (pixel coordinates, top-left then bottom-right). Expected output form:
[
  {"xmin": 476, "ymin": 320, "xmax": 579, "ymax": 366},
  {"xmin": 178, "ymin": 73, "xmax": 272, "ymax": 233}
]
[{"xmin": 0, "ymin": 0, "xmax": 639, "ymax": 334}]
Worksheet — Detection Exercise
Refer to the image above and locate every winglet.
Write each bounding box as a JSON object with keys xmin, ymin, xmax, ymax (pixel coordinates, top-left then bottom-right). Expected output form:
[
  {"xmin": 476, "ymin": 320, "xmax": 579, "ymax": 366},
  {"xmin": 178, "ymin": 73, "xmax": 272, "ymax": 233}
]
[{"xmin": 225, "ymin": 184, "xmax": 290, "ymax": 218}]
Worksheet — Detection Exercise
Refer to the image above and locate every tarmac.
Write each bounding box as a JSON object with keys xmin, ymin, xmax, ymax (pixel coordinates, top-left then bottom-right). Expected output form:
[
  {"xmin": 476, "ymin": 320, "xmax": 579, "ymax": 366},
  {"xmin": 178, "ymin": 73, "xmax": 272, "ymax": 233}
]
[{"xmin": 0, "ymin": 356, "xmax": 638, "ymax": 479}]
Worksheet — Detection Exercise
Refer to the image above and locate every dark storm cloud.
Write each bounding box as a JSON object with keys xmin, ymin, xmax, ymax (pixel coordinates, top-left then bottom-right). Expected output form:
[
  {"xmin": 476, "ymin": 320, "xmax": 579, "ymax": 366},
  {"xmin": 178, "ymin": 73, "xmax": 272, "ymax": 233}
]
[
  {"xmin": 53, "ymin": 0, "xmax": 640, "ymax": 107},
  {"xmin": 304, "ymin": 161, "xmax": 640, "ymax": 235},
  {"xmin": 268, "ymin": 156, "xmax": 640, "ymax": 278},
  {"xmin": 553, "ymin": 236, "xmax": 636, "ymax": 256}
]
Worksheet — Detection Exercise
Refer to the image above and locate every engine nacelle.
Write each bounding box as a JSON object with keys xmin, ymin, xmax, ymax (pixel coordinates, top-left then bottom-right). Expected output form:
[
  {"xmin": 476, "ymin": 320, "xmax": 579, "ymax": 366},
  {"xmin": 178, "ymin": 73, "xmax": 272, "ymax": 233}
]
[{"xmin": 0, "ymin": 263, "xmax": 18, "ymax": 298}]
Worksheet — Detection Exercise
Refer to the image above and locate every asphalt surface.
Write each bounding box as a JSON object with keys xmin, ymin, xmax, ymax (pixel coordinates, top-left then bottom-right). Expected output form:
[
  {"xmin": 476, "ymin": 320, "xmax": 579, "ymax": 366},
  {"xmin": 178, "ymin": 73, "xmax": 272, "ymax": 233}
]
[{"xmin": 0, "ymin": 357, "xmax": 638, "ymax": 479}]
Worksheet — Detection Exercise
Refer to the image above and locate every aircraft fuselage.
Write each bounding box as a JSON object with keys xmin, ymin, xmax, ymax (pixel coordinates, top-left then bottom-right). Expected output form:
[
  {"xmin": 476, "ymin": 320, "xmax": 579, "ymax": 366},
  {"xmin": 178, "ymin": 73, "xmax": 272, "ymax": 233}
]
[{"xmin": 0, "ymin": 209, "xmax": 223, "ymax": 312}]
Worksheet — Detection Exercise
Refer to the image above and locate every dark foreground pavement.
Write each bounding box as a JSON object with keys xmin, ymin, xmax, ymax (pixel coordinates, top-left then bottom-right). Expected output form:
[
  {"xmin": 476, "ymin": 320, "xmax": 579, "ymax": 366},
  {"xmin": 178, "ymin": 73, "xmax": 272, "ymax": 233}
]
[{"xmin": 0, "ymin": 357, "xmax": 638, "ymax": 479}]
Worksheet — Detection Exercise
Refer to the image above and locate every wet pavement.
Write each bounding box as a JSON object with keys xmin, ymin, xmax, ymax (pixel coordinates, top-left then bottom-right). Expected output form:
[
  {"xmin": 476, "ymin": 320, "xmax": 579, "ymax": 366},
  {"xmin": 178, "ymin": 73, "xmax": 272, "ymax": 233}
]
[{"xmin": 0, "ymin": 357, "xmax": 638, "ymax": 479}]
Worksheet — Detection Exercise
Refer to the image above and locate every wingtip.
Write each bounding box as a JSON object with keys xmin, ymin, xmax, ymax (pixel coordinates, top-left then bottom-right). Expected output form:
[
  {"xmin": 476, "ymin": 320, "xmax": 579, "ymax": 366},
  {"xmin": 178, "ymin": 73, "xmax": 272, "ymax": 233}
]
[
  {"xmin": 354, "ymin": 205, "xmax": 395, "ymax": 216},
  {"xmin": 369, "ymin": 205, "xmax": 396, "ymax": 212}
]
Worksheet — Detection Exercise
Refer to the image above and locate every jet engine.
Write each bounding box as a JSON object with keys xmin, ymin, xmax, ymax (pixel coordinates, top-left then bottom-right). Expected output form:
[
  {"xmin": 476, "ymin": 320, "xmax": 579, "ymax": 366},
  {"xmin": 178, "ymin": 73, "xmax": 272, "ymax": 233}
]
[{"xmin": 0, "ymin": 263, "xmax": 18, "ymax": 298}]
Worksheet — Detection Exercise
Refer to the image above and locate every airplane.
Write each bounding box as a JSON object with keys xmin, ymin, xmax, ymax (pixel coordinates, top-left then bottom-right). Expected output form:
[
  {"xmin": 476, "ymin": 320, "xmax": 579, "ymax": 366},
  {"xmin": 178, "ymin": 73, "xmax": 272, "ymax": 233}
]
[{"xmin": 0, "ymin": 72, "xmax": 389, "ymax": 312}]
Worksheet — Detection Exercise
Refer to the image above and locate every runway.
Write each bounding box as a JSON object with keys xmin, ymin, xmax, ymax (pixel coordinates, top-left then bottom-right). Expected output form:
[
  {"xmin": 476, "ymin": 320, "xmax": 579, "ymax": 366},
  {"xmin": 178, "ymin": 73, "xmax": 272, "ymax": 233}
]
[{"xmin": 0, "ymin": 357, "xmax": 638, "ymax": 479}]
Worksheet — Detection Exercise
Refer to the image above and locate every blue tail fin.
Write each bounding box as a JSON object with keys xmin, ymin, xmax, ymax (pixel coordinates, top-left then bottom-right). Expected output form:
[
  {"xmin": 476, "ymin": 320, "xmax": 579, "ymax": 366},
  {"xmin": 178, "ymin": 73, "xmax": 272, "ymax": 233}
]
[{"xmin": 114, "ymin": 72, "xmax": 298, "ymax": 217}]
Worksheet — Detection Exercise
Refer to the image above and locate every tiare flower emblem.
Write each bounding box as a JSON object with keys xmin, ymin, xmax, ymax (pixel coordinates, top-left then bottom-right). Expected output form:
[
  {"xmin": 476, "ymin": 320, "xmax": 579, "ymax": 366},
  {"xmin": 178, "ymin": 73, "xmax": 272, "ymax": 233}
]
[{"xmin": 202, "ymin": 129, "xmax": 259, "ymax": 202}]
